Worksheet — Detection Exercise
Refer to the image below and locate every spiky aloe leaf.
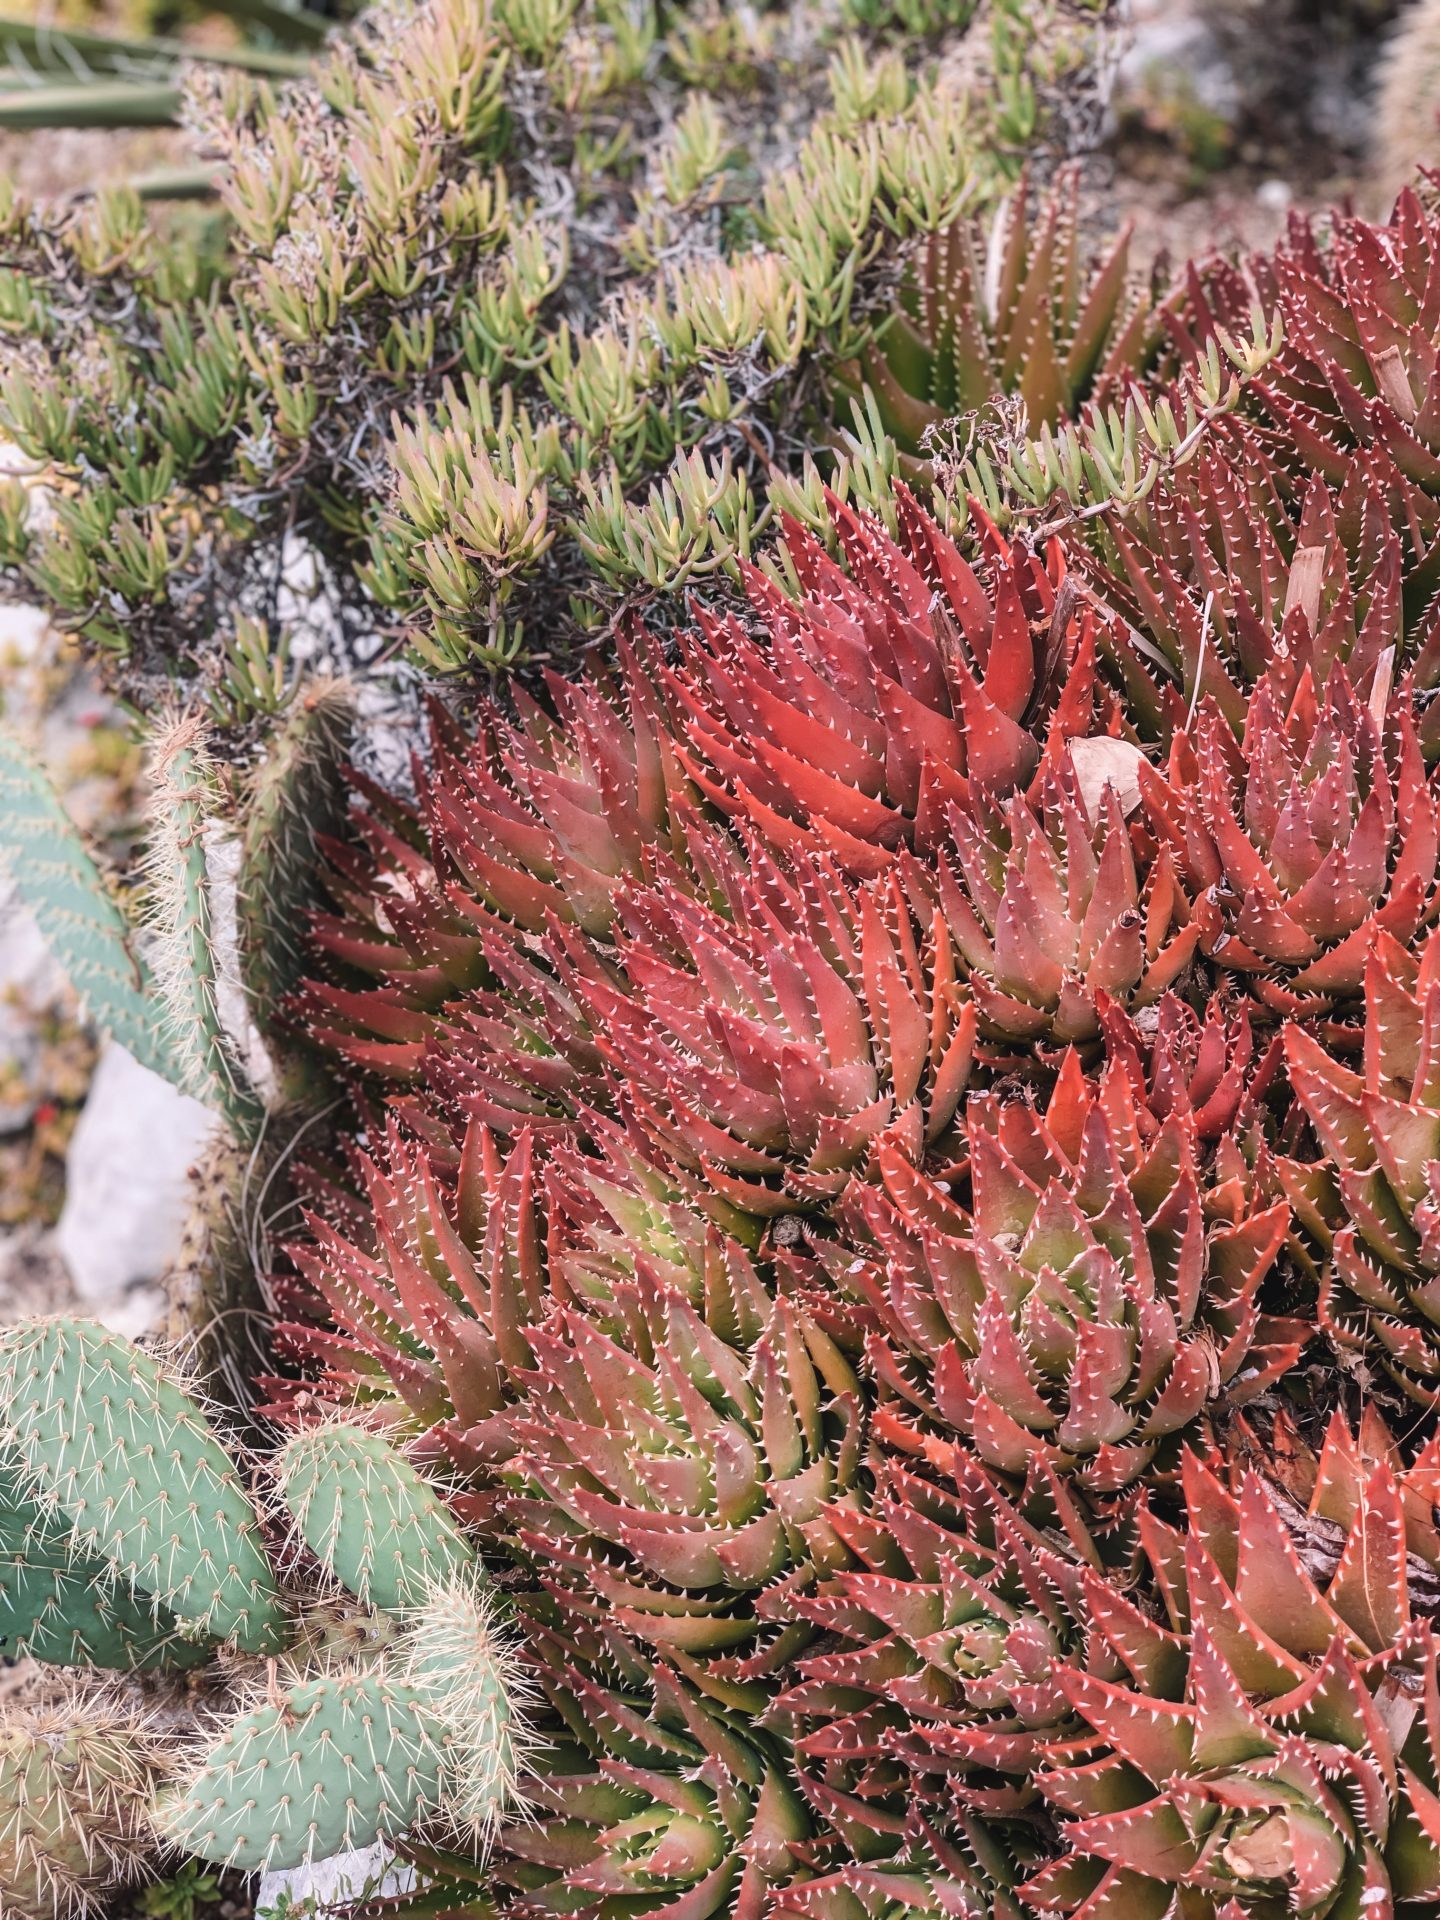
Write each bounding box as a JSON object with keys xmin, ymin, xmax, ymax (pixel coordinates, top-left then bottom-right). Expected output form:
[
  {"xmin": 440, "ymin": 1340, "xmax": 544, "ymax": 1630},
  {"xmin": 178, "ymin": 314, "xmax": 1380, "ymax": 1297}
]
[
  {"xmin": 0, "ymin": 723, "xmax": 172, "ymax": 1079},
  {"xmin": 1023, "ymin": 1438, "xmax": 1440, "ymax": 1917},
  {"xmin": 0, "ymin": 1318, "xmax": 285, "ymax": 1653},
  {"xmin": 495, "ymin": 1650, "xmax": 813, "ymax": 1920},
  {"xmin": 190, "ymin": 0, "xmax": 332, "ymax": 47},
  {"xmin": 0, "ymin": 13, "xmax": 314, "ymax": 74},
  {"xmin": 1141, "ymin": 658, "xmax": 1440, "ymax": 1016},
  {"xmin": 0, "ymin": 0, "xmax": 323, "ymax": 137},
  {"xmin": 831, "ymin": 167, "xmax": 1156, "ymax": 468},
  {"xmin": 0, "ymin": 80, "xmax": 183, "ymax": 128},
  {"xmin": 1281, "ymin": 926, "xmax": 1440, "ymax": 1402}
]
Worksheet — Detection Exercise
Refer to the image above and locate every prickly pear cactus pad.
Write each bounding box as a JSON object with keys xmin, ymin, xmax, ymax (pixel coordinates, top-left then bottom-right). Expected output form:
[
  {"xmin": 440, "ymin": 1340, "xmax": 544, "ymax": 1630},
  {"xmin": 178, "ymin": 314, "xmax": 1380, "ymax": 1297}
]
[
  {"xmin": 155, "ymin": 1672, "xmax": 449, "ymax": 1871},
  {"xmin": 0, "ymin": 1485, "xmax": 206, "ymax": 1672},
  {"xmin": 274, "ymin": 1423, "xmax": 476, "ymax": 1614},
  {"xmin": 0, "ymin": 1318, "xmax": 285, "ymax": 1653}
]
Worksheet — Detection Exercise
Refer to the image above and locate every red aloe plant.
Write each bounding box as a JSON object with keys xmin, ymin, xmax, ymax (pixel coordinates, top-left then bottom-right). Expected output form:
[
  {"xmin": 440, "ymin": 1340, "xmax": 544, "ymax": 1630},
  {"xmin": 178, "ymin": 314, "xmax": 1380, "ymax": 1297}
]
[
  {"xmin": 273, "ymin": 181, "xmax": 1440, "ymax": 1920},
  {"xmin": 1095, "ymin": 444, "xmax": 1422, "ymax": 731},
  {"xmin": 1025, "ymin": 1428, "xmax": 1440, "ymax": 1918},
  {"xmin": 1283, "ymin": 925, "xmax": 1440, "ymax": 1404},
  {"xmin": 1140, "ymin": 660, "xmax": 1440, "ymax": 1014},
  {"xmin": 790, "ymin": 1047, "xmax": 1302, "ymax": 1492},
  {"xmin": 674, "ymin": 490, "xmax": 1123, "ymax": 872},
  {"xmin": 775, "ymin": 1451, "xmax": 1108, "ymax": 1834}
]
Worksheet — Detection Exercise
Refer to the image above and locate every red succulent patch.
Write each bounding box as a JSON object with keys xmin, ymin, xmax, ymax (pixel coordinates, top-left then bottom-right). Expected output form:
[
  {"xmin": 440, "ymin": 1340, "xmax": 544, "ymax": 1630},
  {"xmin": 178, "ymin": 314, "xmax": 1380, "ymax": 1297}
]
[{"xmin": 278, "ymin": 183, "xmax": 1440, "ymax": 1920}]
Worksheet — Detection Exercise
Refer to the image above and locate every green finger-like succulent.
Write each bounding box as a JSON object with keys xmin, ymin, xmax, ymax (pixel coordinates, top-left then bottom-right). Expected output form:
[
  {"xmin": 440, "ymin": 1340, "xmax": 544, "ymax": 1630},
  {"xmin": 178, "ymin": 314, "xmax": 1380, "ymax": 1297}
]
[
  {"xmin": 154, "ymin": 1670, "xmax": 448, "ymax": 1871},
  {"xmin": 0, "ymin": 1318, "xmax": 285, "ymax": 1654},
  {"xmin": 274, "ymin": 1422, "xmax": 475, "ymax": 1614}
]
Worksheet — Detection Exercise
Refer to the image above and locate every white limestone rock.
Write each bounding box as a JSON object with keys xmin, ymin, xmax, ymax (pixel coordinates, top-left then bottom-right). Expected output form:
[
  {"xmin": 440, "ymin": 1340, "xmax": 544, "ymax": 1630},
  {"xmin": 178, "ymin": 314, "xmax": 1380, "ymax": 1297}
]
[{"xmin": 55, "ymin": 1041, "xmax": 215, "ymax": 1304}]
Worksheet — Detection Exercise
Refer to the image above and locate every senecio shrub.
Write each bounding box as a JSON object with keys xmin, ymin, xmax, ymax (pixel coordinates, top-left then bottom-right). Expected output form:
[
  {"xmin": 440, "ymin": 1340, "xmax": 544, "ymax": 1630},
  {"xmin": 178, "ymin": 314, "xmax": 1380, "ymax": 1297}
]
[
  {"xmin": 0, "ymin": 0, "xmax": 1095, "ymax": 693},
  {"xmin": 251, "ymin": 183, "xmax": 1440, "ymax": 1920}
]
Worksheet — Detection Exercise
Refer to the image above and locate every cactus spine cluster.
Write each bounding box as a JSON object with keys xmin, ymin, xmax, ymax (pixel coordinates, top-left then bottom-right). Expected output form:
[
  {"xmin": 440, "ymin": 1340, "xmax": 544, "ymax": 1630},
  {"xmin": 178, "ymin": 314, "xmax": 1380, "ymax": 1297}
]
[{"xmin": 0, "ymin": 1692, "xmax": 165, "ymax": 1917}]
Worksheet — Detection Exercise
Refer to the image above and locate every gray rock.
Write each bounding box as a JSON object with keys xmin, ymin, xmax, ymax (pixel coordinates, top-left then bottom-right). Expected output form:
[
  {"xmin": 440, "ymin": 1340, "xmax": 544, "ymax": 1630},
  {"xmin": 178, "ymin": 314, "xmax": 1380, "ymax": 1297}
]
[
  {"xmin": 54, "ymin": 1041, "xmax": 216, "ymax": 1304},
  {"xmin": 1114, "ymin": 3, "xmax": 1242, "ymax": 126}
]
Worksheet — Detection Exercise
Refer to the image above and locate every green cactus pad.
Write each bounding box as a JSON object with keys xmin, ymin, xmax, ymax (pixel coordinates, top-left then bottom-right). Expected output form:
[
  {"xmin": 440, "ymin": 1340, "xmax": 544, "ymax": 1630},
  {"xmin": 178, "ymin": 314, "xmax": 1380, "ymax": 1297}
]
[
  {"xmin": 0, "ymin": 1497, "xmax": 207, "ymax": 1672},
  {"xmin": 401, "ymin": 1578, "xmax": 529, "ymax": 1841},
  {"xmin": 0, "ymin": 1318, "xmax": 286, "ymax": 1653},
  {"xmin": 274, "ymin": 1423, "xmax": 475, "ymax": 1614},
  {"xmin": 155, "ymin": 1671, "xmax": 448, "ymax": 1870},
  {"xmin": 0, "ymin": 723, "xmax": 173, "ymax": 1083}
]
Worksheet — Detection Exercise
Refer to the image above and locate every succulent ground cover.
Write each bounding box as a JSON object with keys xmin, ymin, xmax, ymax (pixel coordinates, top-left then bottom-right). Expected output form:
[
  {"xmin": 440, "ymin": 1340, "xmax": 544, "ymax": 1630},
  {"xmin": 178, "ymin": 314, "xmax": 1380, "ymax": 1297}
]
[
  {"xmin": 9, "ymin": 3, "xmax": 1440, "ymax": 1919},
  {"xmin": 0, "ymin": 0, "xmax": 1102, "ymax": 703},
  {"xmin": 251, "ymin": 179, "xmax": 1440, "ymax": 1920}
]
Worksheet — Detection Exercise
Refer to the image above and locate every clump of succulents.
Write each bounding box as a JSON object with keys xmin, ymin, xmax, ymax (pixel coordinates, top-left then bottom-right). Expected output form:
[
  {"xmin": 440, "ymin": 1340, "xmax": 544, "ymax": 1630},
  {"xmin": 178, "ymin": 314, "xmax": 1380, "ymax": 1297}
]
[
  {"xmin": 830, "ymin": 163, "xmax": 1161, "ymax": 473},
  {"xmin": 0, "ymin": 0, "xmax": 1107, "ymax": 695},
  {"xmin": 18, "ymin": 12, "xmax": 1440, "ymax": 1920},
  {"xmin": 235, "ymin": 179, "xmax": 1440, "ymax": 1920}
]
